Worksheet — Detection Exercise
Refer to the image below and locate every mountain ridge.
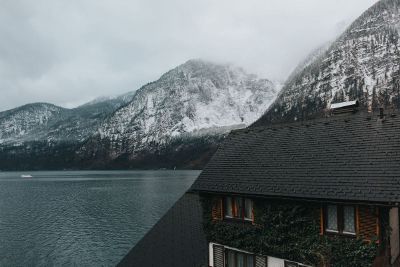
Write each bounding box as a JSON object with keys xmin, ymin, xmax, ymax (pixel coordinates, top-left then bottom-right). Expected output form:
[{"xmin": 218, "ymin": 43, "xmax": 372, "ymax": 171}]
[
  {"xmin": 0, "ymin": 59, "xmax": 277, "ymax": 170},
  {"xmin": 254, "ymin": 0, "xmax": 400, "ymax": 125},
  {"xmin": 76, "ymin": 59, "xmax": 277, "ymax": 169}
]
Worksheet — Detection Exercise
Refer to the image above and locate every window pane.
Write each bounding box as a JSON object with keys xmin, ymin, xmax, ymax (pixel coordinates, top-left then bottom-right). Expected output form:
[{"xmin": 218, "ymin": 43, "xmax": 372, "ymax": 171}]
[
  {"xmin": 284, "ymin": 261, "xmax": 299, "ymax": 267},
  {"xmin": 244, "ymin": 199, "xmax": 252, "ymax": 220},
  {"xmin": 343, "ymin": 206, "xmax": 355, "ymax": 233},
  {"xmin": 246, "ymin": 255, "xmax": 254, "ymax": 267},
  {"xmin": 226, "ymin": 250, "xmax": 235, "ymax": 267},
  {"xmin": 225, "ymin": 197, "xmax": 233, "ymax": 217},
  {"xmin": 326, "ymin": 205, "xmax": 338, "ymax": 231},
  {"xmin": 237, "ymin": 253, "xmax": 244, "ymax": 267},
  {"xmin": 233, "ymin": 197, "xmax": 243, "ymax": 218}
]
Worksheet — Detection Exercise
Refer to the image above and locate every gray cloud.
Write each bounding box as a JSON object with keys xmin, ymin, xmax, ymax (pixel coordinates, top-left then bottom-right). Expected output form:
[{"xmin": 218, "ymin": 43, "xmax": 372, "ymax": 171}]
[{"xmin": 0, "ymin": 0, "xmax": 378, "ymax": 111}]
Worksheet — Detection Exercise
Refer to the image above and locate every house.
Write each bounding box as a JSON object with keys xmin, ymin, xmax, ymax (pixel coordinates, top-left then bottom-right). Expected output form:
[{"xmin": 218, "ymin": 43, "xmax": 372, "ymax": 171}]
[{"xmin": 119, "ymin": 105, "xmax": 400, "ymax": 267}]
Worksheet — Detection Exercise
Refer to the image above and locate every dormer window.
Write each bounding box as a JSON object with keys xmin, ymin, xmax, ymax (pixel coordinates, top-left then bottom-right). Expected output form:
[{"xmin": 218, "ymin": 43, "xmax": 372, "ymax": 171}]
[{"xmin": 224, "ymin": 196, "xmax": 253, "ymax": 221}]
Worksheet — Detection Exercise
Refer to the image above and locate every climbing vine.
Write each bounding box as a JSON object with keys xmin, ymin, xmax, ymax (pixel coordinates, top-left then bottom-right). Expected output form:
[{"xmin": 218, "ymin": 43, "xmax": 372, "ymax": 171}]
[{"xmin": 201, "ymin": 196, "xmax": 378, "ymax": 267}]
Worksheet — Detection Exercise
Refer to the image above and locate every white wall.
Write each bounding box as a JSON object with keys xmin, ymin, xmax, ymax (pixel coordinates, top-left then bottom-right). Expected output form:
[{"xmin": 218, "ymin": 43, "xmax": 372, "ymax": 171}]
[{"xmin": 209, "ymin": 243, "xmax": 214, "ymax": 267}]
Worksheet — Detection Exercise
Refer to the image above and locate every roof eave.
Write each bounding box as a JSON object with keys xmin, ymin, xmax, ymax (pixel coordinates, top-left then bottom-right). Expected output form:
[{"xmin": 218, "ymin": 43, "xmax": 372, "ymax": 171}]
[{"xmin": 193, "ymin": 190, "xmax": 399, "ymax": 207}]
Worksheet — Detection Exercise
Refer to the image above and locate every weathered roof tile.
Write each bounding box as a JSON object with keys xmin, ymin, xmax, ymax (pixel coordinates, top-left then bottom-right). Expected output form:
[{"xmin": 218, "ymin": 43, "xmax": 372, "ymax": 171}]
[{"xmin": 191, "ymin": 111, "xmax": 400, "ymax": 204}]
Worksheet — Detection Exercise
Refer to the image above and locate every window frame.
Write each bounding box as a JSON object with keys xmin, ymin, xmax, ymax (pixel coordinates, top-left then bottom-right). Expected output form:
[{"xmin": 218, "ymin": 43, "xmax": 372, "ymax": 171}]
[
  {"xmin": 325, "ymin": 205, "xmax": 339, "ymax": 233},
  {"xmin": 224, "ymin": 197, "xmax": 233, "ymax": 218},
  {"xmin": 223, "ymin": 196, "xmax": 253, "ymax": 222},
  {"xmin": 324, "ymin": 204, "xmax": 356, "ymax": 236},
  {"xmin": 284, "ymin": 261, "xmax": 299, "ymax": 267},
  {"xmin": 284, "ymin": 261, "xmax": 310, "ymax": 267},
  {"xmin": 244, "ymin": 198, "xmax": 253, "ymax": 221},
  {"xmin": 224, "ymin": 248, "xmax": 255, "ymax": 267},
  {"xmin": 342, "ymin": 205, "xmax": 356, "ymax": 235}
]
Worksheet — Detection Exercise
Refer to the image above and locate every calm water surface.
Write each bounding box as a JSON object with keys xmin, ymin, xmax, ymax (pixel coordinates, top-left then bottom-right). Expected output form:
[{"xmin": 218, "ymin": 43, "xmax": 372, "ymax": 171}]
[{"xmin": 0, "ymin": 170, "xmax": 200, "ymax": 266}]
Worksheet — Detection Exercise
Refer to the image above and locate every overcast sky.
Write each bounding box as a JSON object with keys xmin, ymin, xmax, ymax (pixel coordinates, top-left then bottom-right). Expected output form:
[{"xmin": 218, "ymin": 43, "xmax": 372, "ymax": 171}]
[{"xmin": 0, "ymin": 0, "xmax": 378, "ymax": 111}]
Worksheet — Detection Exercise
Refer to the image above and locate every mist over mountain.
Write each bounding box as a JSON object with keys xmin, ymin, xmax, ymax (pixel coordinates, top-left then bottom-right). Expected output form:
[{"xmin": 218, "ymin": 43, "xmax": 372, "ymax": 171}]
[
  {"xmin": 2, "ymin": 0, "xmax": 394, "ymax": 170},
  {"xmin": 254, "ymin": 0, "xmax": 400, "ymax": 125}
]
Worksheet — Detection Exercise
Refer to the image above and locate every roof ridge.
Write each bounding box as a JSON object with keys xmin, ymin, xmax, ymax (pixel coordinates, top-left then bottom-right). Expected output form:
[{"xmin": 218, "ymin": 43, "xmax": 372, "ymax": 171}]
[{"xmin": 242, "ymin": 109, "xmax": 399, "ymax": 133}]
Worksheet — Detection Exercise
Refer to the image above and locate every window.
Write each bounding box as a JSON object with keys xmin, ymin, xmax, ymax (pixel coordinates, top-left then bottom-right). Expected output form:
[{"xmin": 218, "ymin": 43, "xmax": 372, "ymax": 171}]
[
  {"xmin": 227, "ymin": 250, "xmax": 235, "ymax": 267},
  {"xmin": 233, "ymin": 197, "xmax": 243, "ymax": 218},
  {"xmin": 237, "ymin": 253, "xmax": 244, "ymax": 267},
  {"xmin": 326, "ymin": 205, "xmax": 338, "ymax": 232},
  {"xmin": 343, "ymin": 206, "xmax": 355, "ymax": 234},
  {"xmin": 244, "ymin": 199, "xmax": 252, "ymax": 220},
  {"xmin": 224, "ymin": 196, "xmax": 253, "ymax": 221},
  {"xmin": 285, "ymin": 261, "xmax": 298, "ymax": 267},
  {"xmin": 225, "ymin": 197, "xmax": 233, "ymax": 217},
  {"xmin": 325, "ymin": 205, "xmax": 356, "ymax": 235},
  {"xmin": 246, "ymin": 255, "xmax": 254, "ymax": 267},
  {"xmin": 225, "ymin": 249, "xmax": 255, "ymax": 267},
  {"xmin": 284, "ymin": 261, "xmax": 310, "ymax": 267}
]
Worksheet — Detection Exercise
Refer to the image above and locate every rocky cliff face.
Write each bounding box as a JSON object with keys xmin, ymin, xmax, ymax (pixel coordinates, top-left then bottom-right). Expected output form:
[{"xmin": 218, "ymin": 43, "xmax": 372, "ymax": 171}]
[
  {"xmin": 255, "ymin": 0, "xmax": 400, "ymax": 125},
  {"xmin": 0, "ymin": 92, "xmax": 134, "ymax": 145},
  {"xmin": 0, "ymin": 103, "xmax": 65, "ymax": 145},
  {"xmin": 78, "ymin": 59, "xmax": 277, "ymax": 168},
  {"xmin": 0, "ymin": 59, "xmax": 277, "ymax": 170},
  {"xmin": 0, "ymin": 92, "xmax": 135, "ymax": 170}
]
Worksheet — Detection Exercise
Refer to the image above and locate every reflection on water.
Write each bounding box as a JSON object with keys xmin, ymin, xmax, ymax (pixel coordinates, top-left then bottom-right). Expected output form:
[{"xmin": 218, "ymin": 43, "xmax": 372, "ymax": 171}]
[{"xmin": 0, "ymin": 170, "xmax": 200, "ymax": 266}]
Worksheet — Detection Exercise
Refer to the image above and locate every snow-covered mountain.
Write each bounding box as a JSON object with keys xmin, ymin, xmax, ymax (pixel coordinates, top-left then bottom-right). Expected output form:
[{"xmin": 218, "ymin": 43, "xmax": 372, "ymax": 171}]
[
  {"xmin": 0, "ymin": 59, "xmax": 277, "ymax": 170},
  {"xmin": 78, "ymin": 91, "xmax": 135, "ymax": 111},
  {"xmin": 0, "ymin": 103, "xmax": 65, "ymax": 145},
  {"xmin": 78, "ymin": 59, "xmax": 277, "ymax": 167},
  {"xmin": 254, "ymin": 0, "xmax": 400, "ymax": 125},
  {"xmin": 0, "ymin": 93, "xmax": 134, "ymax": 146}
]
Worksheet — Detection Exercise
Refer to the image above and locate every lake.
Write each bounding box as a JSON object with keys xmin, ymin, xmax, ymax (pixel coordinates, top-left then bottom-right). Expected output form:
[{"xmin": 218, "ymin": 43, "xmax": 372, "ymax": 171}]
[{"xmin": 0, "ymin": 170, "xmax": 200, "ymax": 266}]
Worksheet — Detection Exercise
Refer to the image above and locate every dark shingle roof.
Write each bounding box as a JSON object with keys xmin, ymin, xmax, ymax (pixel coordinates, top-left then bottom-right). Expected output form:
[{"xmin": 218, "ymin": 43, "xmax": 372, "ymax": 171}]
[
  {"xmin": 117, "ymin": 192, "xmax": 208, "ymax": 267},
  {"xmin": 191, "ymin": 111, "xmax": 400, "ymax": 204}
]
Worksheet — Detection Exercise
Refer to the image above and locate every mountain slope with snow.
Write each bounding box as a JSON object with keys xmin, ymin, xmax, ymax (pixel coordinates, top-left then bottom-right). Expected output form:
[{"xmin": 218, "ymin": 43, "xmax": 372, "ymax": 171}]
[
  {"xmin": 76, "ymin": 59, "xmax": 276, "ymax": 168},
  {"xmin": 91, "ymin": 59, "xmax": 276, "ymax": 154},
  {"xmin": 0, "ymin": 92, "xmax": 134, "ymax": 146},
  {"xmin": 255, "ymin": 0, "xmax": 400, "ymax": 125},
  {"xmin": 0, "ymin": 103, "xmax": 65, "ymax": 145},
  {"xmin": 0, "ymin": 59, "xmax": 277, "ymax": 170}
]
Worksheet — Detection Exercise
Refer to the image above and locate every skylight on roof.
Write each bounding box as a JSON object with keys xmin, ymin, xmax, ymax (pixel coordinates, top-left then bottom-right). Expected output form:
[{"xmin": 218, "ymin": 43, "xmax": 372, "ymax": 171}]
[{"xmin": 330, "ymin": 100, "xmax": 358, "ymax": 110}]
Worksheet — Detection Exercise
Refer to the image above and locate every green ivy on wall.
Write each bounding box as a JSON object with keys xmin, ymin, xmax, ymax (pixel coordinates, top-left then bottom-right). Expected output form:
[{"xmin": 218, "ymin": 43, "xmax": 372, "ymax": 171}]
[{"xmin": 201, "ymin": 196, "xmax": 378, "ymax": 267}]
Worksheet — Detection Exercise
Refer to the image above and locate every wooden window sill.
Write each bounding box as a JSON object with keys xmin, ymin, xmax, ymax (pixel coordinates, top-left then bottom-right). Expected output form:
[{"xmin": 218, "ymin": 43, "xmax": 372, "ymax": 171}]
[
  {"xmin": 223, "ymin": 217, "xmax": 253, "ymax": 224},
  {"xmin": 324, "ymin": 231, "xmax": 357, "ymax": 238}
]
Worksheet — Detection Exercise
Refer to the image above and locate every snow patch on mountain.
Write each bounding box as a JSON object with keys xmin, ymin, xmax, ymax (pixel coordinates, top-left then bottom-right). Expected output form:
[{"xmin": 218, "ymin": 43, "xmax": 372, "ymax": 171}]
[
  {"xmin": 95, "ymin": 59, "xmax": 277, "ymax": 155},
  {"xmin": 0, "ymin": 59, "xmax": 278, "ymax": 169},
  {"xmin": 255, "ymin": 0, "xmax": 400, "ymax": 124},
  {"xmin": 0, "ymin": 103, "xmax": 65, "ymax": 144}
]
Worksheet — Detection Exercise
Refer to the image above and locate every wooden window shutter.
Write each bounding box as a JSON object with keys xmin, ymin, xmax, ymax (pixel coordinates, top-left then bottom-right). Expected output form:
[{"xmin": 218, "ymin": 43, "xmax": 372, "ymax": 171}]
[
  {"xmin": 255, "ymin": 255, "xmax": 267, "ymax": 267},
  {"xmin": 252, "ymin": 200, "xmax": 255, "ymax": 225},
  {"xmin": 319, "ymin": 206, "xmax": 324, "ymax": 235},
  {"xmin": 358, "ymin": 206, "xmax": 379, "ymax": 241},
  {"xmin": 212, "ymin": 197, "xmax": 223, "ymax": 221},
  {"xmin": 356, "ymin": 205, "xmax": 360, "ymax": 234},
  {"xmin": 213, "ymin": 244, "xmax": 224, "ymax": 267}
]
